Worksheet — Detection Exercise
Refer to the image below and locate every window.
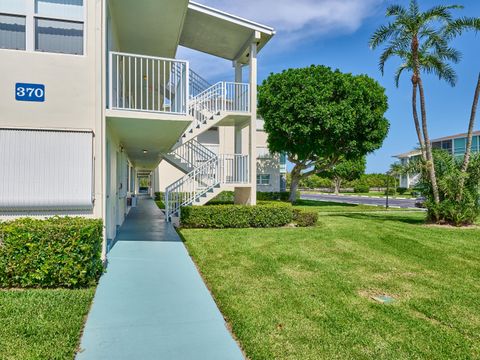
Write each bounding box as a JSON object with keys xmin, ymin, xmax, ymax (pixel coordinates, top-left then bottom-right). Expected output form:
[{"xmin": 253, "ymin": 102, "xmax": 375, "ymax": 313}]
[
  {"xmin": 35, "ymin": 18, "xmax": 83, "ymax": 54},
  {"xmin": 0, "ymin": 0, "xmax": 84, "ymax": 55},
  {"xmin": 453, "ymin": 138, "xmax": 466, "ymax": 156},
  {"xmin": 441, "ymin": 140, "xmax": 452, "ymax": 153},
  {"xmin": 0, "ymin": 14, "xmax": 26, "ymax": 50},
  {"xmin": 257, "ymin": 174, "xmax": 270, "ymax": 186}
]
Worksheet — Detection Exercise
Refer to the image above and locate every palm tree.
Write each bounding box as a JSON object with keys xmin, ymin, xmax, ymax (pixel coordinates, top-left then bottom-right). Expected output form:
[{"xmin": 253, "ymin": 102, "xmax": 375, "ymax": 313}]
[{"xmin": 370, "ymin": 0, "xmax": 479, "ymax": 205}]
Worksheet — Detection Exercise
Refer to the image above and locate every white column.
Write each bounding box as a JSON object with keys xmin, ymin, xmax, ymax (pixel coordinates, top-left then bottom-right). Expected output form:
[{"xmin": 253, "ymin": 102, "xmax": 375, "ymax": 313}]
[
  {"xmin": 248, "ymin": 34, "xmax": 259, "ymax": 205},
  {"xmin": 234, "ymin": 61, "xmax": 243, "ymax": 154}
]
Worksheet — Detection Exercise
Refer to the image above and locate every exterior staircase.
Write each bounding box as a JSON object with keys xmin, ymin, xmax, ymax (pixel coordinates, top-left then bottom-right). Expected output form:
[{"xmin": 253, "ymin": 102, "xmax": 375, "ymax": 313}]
[{"xmin": 163, "ymin": 80, "xmax": 251, "ymax": 221}]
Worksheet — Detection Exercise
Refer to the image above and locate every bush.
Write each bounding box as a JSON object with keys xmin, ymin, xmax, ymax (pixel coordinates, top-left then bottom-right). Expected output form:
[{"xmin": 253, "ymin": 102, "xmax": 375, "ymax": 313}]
[
  {"xmin": 180, "ymin": 203, "xmax": 293, "ymax": 228},
  {"xmin": 257, "ymin": 191, "xmax": 299, "ymax": 201},
  {"xmin": 397, "ymin": 187, "xmax": 408, "ymax": 195},
  {"xmin": 207, "ymin": 191, "xmax": 234, "ymax": 205},
  {"xmin": 154, "ymin": 192, "xmax": 164, "ymax": 201},
  {"xmin": 354, "ymin": 183, "xmax": 370, "ymax": 193},
  {"xmin": 384, "ymin": 188, "xmax": 396, "ymax": 196},
  {"xmin": 416, "ymin": 151, "xmax": 480, "ymax": 226},
  {"xmin": 207, "ymin": 191, "xmax": 298, "ymax": 205},
  {"xmin": 293, "ymin": 209, "xmax": 319, "ymax": 227},
  {"xmin": 0, "ymin": 217, "xmax": 103, "ymax": 288}
]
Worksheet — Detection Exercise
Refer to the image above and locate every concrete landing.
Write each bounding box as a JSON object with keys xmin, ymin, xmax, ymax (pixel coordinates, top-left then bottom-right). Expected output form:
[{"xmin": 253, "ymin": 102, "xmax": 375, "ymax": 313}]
[{"xmin": 77, "ymin": 198, "xmax": 244, "ymax": 360}]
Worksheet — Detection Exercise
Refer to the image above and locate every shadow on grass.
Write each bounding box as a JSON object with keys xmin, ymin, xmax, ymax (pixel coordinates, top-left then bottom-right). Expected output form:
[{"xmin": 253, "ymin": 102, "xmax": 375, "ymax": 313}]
[
  {"xmin": 331, "ymin": 211, "xmax": 426, "ymax": 225},
  {"xmin": 294, "ymin": 199, "xmax": 357, "ymax": 208}
]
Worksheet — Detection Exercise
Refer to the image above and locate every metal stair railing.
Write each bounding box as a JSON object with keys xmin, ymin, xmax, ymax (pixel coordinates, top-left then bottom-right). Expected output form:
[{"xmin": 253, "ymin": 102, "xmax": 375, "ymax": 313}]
[
  {"xmin": 167, "ymin": 138, "xmax": 216, "ymax": 170},
  {"xmin": 186, "ymin": 82, "xmax": 250, "ymax": 138},
  {"xmin": 165, "ymin": 156, "xmax": 220, "ymax": 220}
]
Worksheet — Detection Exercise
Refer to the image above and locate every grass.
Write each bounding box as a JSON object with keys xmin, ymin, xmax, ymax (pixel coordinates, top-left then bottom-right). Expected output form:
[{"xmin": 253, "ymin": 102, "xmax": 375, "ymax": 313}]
[
  {"xmin": 293, "ymin": 199, "xmax": 417, "ymax": 213},
  {"xmin": 156, "ymin": 200, "xmax": 165, "ymax": 209},
  {"xmin": 303, "ymin": 190, "xmax": 415, "ymax": 198},
  {"xmin": 181, "ymin": 201, "xmax": 480, "ymax": 360},
  {"xmin": 0, "ymin": 288, "xmax": 95, "ymax": 360}
]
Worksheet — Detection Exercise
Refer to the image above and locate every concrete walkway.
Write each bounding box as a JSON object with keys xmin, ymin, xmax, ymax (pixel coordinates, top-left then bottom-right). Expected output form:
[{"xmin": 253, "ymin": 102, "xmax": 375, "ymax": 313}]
[{"xmin": 77, "ymin": 198, "xmax": 244, "ymax": 360}]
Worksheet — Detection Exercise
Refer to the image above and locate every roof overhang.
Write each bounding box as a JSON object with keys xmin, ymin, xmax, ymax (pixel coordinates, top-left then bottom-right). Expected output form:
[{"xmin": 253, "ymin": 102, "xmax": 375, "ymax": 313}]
[
  {"xmin": 108, "ymin": 0, "xmax": 189, "ymax": 58},
  {"xmin": 106, "ymin": 110, "xmax": 192, "ymax": 170},
  {"xmin": 180, "ymin": 2, "xmax": 275, "ymax": 64}
]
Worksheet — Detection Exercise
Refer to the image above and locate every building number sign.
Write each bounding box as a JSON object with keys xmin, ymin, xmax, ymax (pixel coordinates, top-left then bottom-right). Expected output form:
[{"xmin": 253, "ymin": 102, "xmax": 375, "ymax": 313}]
[{"xmin": 16, "ymin": 83, "xmax": 45, "ymax": 102}]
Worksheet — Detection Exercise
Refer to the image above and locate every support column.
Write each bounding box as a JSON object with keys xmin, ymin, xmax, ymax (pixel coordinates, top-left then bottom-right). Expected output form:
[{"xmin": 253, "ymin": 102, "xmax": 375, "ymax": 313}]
[
  {"xmin": 248, "ymin": 35, "xmax": 259, "ymax": 205},
  {"xmin": 234, "ymin": 61, "xmax": 243, "ymax": 155}
]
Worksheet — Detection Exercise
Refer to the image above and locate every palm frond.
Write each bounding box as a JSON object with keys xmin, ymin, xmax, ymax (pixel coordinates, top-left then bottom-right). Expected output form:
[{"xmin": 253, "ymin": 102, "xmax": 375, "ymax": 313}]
[
  {"xmin": 421, "ymin": 55, "xmax": 458, "ymax": 86},
  {"xmin": 394, "ymin": 63, "xmax": 411, "ymax": 88},
  {"xmin": 445, "ymin": 17, "xmax": 480, "ymax": 38},
  {"xmin": 386, "ymin": 4, "xmax": 407, "ymax": 18},
  {"xmin": 369, "ymin": 22, "xmax": 398, "ymax": 49},
  {"xmin": 421, "ymin": 5, "xmax": 463, "ymax": 24}
]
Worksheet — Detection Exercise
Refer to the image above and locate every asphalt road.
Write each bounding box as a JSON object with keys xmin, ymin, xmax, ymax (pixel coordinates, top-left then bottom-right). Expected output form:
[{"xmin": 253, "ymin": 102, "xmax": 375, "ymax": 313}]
[{"xmin": 301, "ymin": 193, "xmax": 419, "ymax": 209}]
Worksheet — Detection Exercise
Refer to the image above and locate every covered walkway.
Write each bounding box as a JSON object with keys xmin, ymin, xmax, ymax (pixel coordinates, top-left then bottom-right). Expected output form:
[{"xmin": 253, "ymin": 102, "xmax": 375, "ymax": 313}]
[{"xmin": 77, "ymin": 198, "xmax": 243, "ymax": 360}]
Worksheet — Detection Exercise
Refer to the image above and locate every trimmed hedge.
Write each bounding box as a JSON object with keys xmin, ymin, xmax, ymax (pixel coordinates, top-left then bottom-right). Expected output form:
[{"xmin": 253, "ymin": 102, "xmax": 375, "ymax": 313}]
[
  {"xmin": 354, "ymin": 183, "xmax": 370, "ymax": 193},
  {"xmin": 293, "ymin": 209, "xmax": 319, "ymax": 227},
  {"xmin": 0, "ymin": 217, "xmax": 103, "ymax": 289},
  {"xmin": 397, "ymin": 187, "xmax": 408, "ymax": 195},
  {"xmin": 180, "ymin": 203, "xmax": 293, "ymax": 228},
  {"xmin": 257, "ymin": 191, "xmax": 298, "ymax": 201}
]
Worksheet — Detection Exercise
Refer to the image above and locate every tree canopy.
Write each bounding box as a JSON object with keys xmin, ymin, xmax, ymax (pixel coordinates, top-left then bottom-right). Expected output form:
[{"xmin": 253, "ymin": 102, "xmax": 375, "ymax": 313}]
[{"xmin": 258, "ymin": 65, "xmax": 389, "ymax": 201}]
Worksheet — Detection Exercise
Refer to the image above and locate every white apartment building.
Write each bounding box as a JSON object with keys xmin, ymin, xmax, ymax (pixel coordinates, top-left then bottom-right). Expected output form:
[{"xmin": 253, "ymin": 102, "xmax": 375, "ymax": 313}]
[
  {"xmin": 394, "ymin": 130, "xmax": 480, "ymax": 188},
  {"xmin": 154, "ymin": 119, "xmax": 287, "ymax": 195},
  {"xmin": 0, "ymin": 0, "xmax": 275, "ymax": 258}
]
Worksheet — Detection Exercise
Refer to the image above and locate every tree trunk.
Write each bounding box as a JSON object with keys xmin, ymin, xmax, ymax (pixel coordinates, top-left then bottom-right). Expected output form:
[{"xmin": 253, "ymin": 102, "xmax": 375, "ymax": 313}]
[
  {"xmin": 289, "ymin": 173, "xmax": 300, "ymax": 203},
  {"xmin": 457, "ymin": 73, "xmax": 480, "ymax": 201},
  {"xmin": 334, "ymin": 177, "xmax": 341, "ymax": 195},
  {"xmin": 412, "ymin": 80, "xmax": 426, "ymax": 160},
  {"xmin": 418, "ymin": 77, "xmax": 440, "ymax": 204},
  {"xmin": 462, "ymin": 73, "xmax": 480, "ymax": 173}
]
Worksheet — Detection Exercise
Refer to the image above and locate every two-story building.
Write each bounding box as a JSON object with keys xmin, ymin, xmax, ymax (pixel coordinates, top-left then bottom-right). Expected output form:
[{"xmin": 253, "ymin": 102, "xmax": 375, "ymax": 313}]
[
  {"xmin": 0, "ymin": 0, "xmax": 275, "ymax": 259},
  {"xmin": 394, "ymin": 131, "xmax": 480, "ymax": 188}
]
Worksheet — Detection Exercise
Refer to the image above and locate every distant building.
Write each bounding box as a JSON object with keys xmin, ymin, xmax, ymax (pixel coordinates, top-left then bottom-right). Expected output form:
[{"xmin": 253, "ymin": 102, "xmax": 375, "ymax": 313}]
[{"xmin": 394, "ymin": 131, "xmax": 480, "ymax": 188}]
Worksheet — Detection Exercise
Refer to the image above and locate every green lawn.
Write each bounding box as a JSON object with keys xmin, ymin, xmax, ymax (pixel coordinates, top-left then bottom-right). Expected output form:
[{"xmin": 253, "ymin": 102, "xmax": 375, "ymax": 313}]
[
  {"xmin": 303, "ymin": 190, "xmax": 415, "ymax": 198},
  {"xmin": 0, "ymin": 288, "xmax": 95, "ymax": 360},
  {"xmin": 181, "ymin": 202, "xmax": 480, "ymax": 360}
]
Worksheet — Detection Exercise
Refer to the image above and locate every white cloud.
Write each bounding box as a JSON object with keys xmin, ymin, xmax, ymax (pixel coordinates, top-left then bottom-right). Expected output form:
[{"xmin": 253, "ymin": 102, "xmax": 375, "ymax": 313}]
[
  {"xmin": 180, "ymin": 0, "xmax": 384, "ymax": 81},
  {"xmin": 199, "ymin": 0, "xmax": 384, "ymax": 43}
]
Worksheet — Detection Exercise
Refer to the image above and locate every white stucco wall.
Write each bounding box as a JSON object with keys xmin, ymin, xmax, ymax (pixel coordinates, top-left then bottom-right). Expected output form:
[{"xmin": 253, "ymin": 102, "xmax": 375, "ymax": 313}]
[{"xmin": 0, "ymin": 0, "xmax": 104, "ymax": 219}]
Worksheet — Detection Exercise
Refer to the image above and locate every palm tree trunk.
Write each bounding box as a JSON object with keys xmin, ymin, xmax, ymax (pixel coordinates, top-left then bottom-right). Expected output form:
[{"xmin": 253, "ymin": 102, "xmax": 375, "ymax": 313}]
[
  {"xmin": 457, "ymin": 73, "xmax": 480, "ymax": 201},
  {"xmin": 412, "ymin": 80, "xmax": 426, "ymax": 160},
  {"xmin": 418, "ymin": 77, "xmax": 440, "ymax": 204},
  {"xmin": 461, "ymin": 73, "xmax": 480, "ymax": 173}
]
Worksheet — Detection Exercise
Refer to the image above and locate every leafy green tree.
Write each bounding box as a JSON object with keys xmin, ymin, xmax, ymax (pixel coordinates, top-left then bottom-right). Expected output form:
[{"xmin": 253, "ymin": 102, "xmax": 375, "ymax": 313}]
[
  {"xmin": 318, "ymin": 157, "xmax": 366, "ymax": 195},
  {"xmin": 370, "ymin": 0, "xmax": 479, "ymax": 205},
  {"xmin": 258, "ymin": 65, "xmax": 389, "ymax": 202}
]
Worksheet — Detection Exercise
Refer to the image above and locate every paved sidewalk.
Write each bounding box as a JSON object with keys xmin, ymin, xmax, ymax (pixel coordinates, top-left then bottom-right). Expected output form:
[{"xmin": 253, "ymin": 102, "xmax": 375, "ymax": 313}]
[{"xmin": 77, "ymin": 198, "xmax": 244, "ymax": 360}]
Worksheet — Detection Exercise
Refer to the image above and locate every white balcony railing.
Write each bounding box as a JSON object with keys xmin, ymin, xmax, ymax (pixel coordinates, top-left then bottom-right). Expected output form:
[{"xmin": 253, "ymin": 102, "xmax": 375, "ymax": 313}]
[
  {"xmin": 218, "ymin": 154, "xmax": 249, "ymax": 184},
  {"xmin": 109, "ymin": 51, "xmax": 189, "ymax": 115}
]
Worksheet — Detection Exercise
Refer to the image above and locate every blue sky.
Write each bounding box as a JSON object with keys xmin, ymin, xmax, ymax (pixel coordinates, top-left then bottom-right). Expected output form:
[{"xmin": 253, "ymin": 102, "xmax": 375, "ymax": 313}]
[{"xmin": 179, "ymin": 0, "xmax": 480, "ymax": 173}]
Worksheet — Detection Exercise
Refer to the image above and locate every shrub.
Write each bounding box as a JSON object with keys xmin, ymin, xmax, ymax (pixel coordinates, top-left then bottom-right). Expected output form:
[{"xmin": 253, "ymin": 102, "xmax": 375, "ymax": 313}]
[
  {"xmin": 180, "ymin": 203, "xmax": 293, "ymax": 228},
  {"xmin": 397, "ymin": 187, "xmax": 408, "ymax": 195},
  {"xmin": 154, "ymin": 192, "xmax": 164, "ymax": 201},
  {"xmin": 354, "ymin": 183, "xmax": 370, "ymax": 193},
  {"xmin": 384, "ymin": 188, "xmax": 396, "ymax": 196},
  {"xmin": 207, "ymin": 191, "xmax": 298, "ymax": 205},
  {"xmin": 156, "ymin": 200, "xmax": 165, "ymax": 209},
  {"xmin": 415, "ymin": 151, "xmax": 480, "ymax": 226},
  {"xmin": 207, "ymin": 191, "xmax": 234, "ymax": 205},
  {"xmin": 293, "ymin": 209, "xmax": 319, "ymax": 227},
  {"xmin": 0, "ymin": 217, "xmax": 103, "ymax": 288},
  {"xmin": 257, "ymin": 191, "xmax": 299, "ymax": 201}
]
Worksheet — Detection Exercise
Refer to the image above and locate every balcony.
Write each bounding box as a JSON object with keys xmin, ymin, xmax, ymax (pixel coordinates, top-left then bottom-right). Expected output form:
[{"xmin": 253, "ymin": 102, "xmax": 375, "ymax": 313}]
[{"xmin": 109, "ymin": 51, "xmax": 189, "ymax": 115}]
